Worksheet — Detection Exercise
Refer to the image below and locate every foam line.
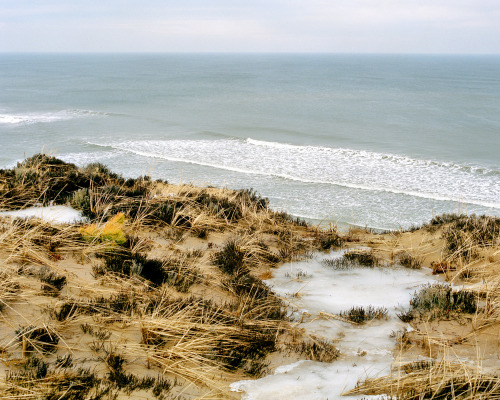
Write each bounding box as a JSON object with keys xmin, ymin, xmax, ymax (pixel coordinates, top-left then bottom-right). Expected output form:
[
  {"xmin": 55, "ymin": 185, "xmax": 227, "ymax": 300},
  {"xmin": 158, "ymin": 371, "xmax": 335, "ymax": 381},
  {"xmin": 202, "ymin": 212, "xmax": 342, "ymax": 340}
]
[
  {"xmin": 0, "ymin": 109, "xmax": 108, "ymax": 124},
  {"xmin": 85, "ymin": 139, "xmax": 500, "ymax": 209}
]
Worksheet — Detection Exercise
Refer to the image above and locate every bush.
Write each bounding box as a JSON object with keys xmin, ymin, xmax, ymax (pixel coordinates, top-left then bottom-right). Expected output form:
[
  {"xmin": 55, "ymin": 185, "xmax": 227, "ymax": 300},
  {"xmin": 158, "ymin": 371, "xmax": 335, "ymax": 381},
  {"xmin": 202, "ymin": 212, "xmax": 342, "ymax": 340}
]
[
  {"xmin": 95, "ymin": 251, "xmax": 200, "ymax": 292},
  {"xmin": 39, "ymin": 269, "xmax": 67, "ymax": 296},
  {"xmin": 438, "ymin": 214, "xmax": 500, "ymax": 261},
  {"xmin": 80, "ymin": 213, "xmax": 127, "ymax": 245},
  {"xmin": 317, "ymin": 228, "xmax": 343, "ymax": 250},
  {"xmin": 70, "ymin": 188, "xmax": 93, "ymax": 219},
  {"xmin": 213, "ymin": 240, "xmax": 245, "ymax": 275},
  {"xmin": 343, "ymin": 250, "xmax": 378, "ymax": 267},
  {"xmin": 286, "ymin": 337, "xmax": 340, "ymax": 362},
  {"xmin": 321, "ymin": 256, "xmax": 355, "ymax": 270},
  {"xmin": 405, "ymin": 283, "xmax": 477, "ymax": 319},
  {"xmin": 340, "ymin": 305, "xmax": 388, "ymax": 324},
  {"xmin": 397, "ymin": 252, "xmax": 423, "ymax": 269},
  {"xmin": 272, "ymin": 210, "xmax": 308, "ymax": 227}
]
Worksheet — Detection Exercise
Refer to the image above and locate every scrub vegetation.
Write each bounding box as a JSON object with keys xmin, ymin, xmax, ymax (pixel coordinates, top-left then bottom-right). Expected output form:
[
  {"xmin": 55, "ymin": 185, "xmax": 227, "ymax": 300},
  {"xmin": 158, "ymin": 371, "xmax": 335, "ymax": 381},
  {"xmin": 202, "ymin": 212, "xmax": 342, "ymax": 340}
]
[{"xmin": 0, "ymin": 155, "xmax": 498, "ymax": 399}]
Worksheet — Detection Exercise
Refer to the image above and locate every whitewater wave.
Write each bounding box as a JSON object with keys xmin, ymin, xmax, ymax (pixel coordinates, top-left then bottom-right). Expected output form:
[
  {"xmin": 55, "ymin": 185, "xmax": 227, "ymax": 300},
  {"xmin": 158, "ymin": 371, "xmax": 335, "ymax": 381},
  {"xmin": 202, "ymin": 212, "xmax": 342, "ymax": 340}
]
[
  {"xmin": 58, "ymin": 150, "xmax": 121, "ymax": 166},
  {"xmin": 86, "ymin": 138, "xmax": 500, "ymax": 210},
  {"xmin": 0, "ymin": 109, "xmax": 108, "ymax": 125},
  {"xmin": 247, "ymin": 138, "xmax": 500, "ymax": 176}
]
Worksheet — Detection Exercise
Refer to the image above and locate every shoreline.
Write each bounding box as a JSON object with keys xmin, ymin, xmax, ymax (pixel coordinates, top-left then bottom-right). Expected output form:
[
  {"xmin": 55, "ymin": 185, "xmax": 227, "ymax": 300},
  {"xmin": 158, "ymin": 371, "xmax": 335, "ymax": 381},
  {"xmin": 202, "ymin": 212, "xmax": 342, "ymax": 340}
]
[{"xmin": 0, "ymin": 155, "xmax": 498, "ymax": 399}]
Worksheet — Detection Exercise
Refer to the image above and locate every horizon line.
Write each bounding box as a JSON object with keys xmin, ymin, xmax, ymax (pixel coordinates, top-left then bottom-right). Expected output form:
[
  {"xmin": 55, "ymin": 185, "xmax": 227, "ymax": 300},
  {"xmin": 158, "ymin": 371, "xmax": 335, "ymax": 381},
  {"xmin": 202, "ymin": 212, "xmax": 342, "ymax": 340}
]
[{"xmin": 1, "ymin": 51, "xmax": 499, "ymax": 56}]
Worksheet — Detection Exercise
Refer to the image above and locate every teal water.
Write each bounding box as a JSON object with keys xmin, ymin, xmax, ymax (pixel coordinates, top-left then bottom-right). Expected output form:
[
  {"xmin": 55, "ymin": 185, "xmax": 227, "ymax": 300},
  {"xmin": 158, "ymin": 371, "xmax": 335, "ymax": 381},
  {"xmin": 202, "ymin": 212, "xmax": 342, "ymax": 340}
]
[{"xmin": 1, "ymin": 54, "xmax": 499, "ymax": 229}]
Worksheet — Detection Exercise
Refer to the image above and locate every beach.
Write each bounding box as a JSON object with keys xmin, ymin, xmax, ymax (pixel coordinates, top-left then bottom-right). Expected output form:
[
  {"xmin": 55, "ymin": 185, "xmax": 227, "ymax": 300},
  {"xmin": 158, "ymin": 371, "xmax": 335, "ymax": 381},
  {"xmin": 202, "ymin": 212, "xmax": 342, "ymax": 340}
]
[
  {"xmin": 0, "ymin": 155, "xmax": 498, "ymax": 399},
  {"xmin": 0, "ymin": 53, "xmax": 499, "ymax": 399}
]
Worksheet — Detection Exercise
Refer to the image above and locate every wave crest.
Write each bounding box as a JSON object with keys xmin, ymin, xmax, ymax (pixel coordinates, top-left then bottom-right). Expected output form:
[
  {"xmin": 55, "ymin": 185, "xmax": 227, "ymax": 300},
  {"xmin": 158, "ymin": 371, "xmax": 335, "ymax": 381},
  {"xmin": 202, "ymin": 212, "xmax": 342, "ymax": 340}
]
[
  {"xmin": 87, "ymin": 138, "xmax": 500, "ymax": 209},
  {"xmin": 0, "ymin": 109, "xmax": 107, "ymax": 125}
]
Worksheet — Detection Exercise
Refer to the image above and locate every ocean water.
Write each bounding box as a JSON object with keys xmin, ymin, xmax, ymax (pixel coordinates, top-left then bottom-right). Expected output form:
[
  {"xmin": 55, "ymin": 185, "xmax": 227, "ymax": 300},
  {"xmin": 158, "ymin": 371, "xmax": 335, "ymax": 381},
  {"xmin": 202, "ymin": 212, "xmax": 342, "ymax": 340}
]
[{"xmin": 1, "ymin": 54, "xmax": 499, "ymax": 230}]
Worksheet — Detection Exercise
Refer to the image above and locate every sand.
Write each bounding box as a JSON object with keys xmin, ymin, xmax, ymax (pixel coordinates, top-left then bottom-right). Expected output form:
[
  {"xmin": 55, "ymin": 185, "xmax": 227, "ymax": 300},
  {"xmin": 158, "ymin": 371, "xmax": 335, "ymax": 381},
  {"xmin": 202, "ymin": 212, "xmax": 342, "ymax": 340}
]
[{"xmin": 0, "ymin": 156, "xmax": 498, "ymax": 399}]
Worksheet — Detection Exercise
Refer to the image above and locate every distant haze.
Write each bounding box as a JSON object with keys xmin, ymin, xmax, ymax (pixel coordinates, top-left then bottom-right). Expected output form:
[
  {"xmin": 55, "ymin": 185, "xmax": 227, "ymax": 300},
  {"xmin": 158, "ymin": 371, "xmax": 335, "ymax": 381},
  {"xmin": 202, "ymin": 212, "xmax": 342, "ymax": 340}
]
[{"xmin": 1, "ymin": 0, "xmax": 499, "ymax": 53}]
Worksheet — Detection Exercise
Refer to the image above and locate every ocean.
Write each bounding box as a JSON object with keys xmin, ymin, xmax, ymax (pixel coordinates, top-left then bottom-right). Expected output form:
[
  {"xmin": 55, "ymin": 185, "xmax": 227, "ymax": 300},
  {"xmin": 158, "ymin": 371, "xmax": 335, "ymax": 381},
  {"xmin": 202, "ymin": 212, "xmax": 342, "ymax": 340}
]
[{"xmin": 1, "ymin": 53, "xmax": 499, "ymax": 230}]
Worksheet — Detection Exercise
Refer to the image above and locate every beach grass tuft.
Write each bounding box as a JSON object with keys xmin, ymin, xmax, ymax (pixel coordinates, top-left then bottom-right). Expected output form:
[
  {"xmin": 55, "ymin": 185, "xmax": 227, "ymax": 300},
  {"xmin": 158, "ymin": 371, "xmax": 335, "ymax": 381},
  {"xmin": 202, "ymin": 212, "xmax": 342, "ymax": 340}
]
[{"xmin": 340, "ymin": 305, "xmax": 388, "ymax": 324}]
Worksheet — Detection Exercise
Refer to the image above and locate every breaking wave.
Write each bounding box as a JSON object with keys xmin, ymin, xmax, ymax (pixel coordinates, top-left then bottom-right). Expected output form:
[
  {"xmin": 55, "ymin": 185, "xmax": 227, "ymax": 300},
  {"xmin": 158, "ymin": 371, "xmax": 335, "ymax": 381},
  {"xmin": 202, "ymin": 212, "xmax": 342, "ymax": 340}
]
[
  {"xmin": 0, "ymin": 109, "xmax": 108, "ymax": 125},
  {"xmin": 87, "ymin": 138, "xmax": 500, "ymax": 209}
]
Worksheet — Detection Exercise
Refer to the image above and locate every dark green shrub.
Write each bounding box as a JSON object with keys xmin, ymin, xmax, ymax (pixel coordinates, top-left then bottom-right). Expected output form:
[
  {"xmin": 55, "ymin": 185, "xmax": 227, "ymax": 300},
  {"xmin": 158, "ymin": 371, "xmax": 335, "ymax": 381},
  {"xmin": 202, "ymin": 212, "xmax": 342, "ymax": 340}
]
[
  {"xmin": 406, "ymin": 283, "xmax": 477, "ymax": 319},
  {"xmin": 321, "ymin": 256, "xmax": 355, "ymax": 270},
  {"xmin": 213, "ymin": 240, "xmax": 245, "ymax": 275},
  {"xmin": 343, "ymin": 250, "xmax": 378, "ymax": 267},
  {"xmin": 340, "ymin": 305, "xmax": 388, "ymax": 324},
  {"xmin": 396, "ymin": 310, "xmax": 414, "ymax": 323},
  {"xmin": 397, "ymin": 252, "xmax": 423, "ymax": 269},
  {"xmin": 69, "ymin": 188, "xmax": 94, "ymax": 219},
  {"xmin": 95, "ymin": 251, "xmax": 200, "ymax": 291},
  {"xmin": 287, "ymin": 338, "xmax": 340, "ymax": 362},
  {"xmin": 194, "ymin": 191, "xmax": 243, "ymax": 221},
  {"xmin": 104, "ymin": 350, "xmax": 173, "ymax": 395},
  {"xmin": 92, "ymin": 292, "xmax": 138, "ymax": 316},
  {"xmin": 39, "ymin": 270, "xmax": 67, "ymax": 296},
  {"xmin": 273, "ymin": 210, "xmax": 308, "ymax": 227}
]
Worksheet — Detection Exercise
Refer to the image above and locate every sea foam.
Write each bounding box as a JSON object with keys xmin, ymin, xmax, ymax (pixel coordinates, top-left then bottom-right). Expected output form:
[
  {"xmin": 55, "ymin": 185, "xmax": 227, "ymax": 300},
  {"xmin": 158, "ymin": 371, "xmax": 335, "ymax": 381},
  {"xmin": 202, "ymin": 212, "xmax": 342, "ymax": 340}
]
[
  {"xmin": 0, "ymin": 109, "xmax": 106, "ymax": 125},
  {"xmin": 87, "ymin": 138, "xmax": 500, "ymax": 209}
]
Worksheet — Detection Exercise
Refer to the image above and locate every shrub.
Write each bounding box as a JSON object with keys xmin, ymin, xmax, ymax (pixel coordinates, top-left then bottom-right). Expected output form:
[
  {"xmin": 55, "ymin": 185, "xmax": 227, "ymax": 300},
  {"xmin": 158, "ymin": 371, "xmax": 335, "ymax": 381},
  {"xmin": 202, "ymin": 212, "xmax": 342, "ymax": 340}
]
[
  {"xmin": 194, "ymin": 191, "xmax": 244, "ymax": 221},
  {"xmin": 286, "ymin": 337, "xmax": 340, "ymax": 362},
  {"xmin": 70, "ymin": 188, "xmax": 93, "ymax": 219},
  {"xmin": 321, "ymin": 256, "xmax": 355, "ymax": 270},
  {"xmin": 273, "ymin": 210, "xmax": 308, "ymax": 227},
  {"xmin": 213, "ymin": 240, "xmax": 245, "ymax": 275},
  {"xmin": 397, "ymin": 252, "xmax": 423, "ymax": 269},
  {"xmin": 317, "ymin": 229, "xmax": 343, "ymax": 250},
  {"xmin": 343, "ymin": 250, "xmax": 378, "ymax": 267},
  {"xmin": 92, "ymin": 292, "xmax": 138, "ymax": 316},
  {"xmin": 340, "ymin": 305, "xmax": 388, "ymax": 324},
  {"xmin": 405, "ymin": 283, "xmax": 477, "ymax": 319},
  {"xmin": 39, "ymin": 269, "xmax": 67, "ymax": 296},
  {"xmin": 81, "ymin": 162, "xmax": 111, "ymax": 176},
  {"xmin": 94, "ymin": 251, "xmax": 200, "ymax": 292},
  {"xmin": 439, "ymin": 214, "xmax": 500, "ymax": 261}
]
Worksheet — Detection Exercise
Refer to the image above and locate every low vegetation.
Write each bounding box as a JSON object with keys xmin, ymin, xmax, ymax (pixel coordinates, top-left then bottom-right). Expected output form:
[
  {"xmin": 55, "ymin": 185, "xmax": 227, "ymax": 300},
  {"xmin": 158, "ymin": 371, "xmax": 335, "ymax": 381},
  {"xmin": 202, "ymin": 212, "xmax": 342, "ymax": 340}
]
[
  {"xmin": 345, "ymin": 359, "xmax": 500, "ymax": 399},
  {"xmin": 321, "ymin": 249, "xmax": 379, "ymax": 270},
  {"xmin": 396, "ymin": 283, "xmax": 478, "ymax": 323},
  {"xmin": 339, "ymin": 305, "xmax": 388, "ymax": 324},
  {"xmin": 0, "ymin": 154, "xmax": 325, "ymax": 398},
  {"xmin": 397, "ymin": 251, "xmax": 423, "ymax": 269},
  {"xmin": 0, "ymin": 155, "xmax": 498, "ymax": 399}
]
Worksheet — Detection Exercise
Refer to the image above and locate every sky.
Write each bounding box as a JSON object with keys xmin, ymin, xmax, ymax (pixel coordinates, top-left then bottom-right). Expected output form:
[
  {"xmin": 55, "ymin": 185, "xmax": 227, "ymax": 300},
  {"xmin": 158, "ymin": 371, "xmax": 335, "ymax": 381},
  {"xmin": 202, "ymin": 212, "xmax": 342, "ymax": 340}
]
[{"xmin": 1, "ymin": 0, "xmax": 499, "ymax": 53}]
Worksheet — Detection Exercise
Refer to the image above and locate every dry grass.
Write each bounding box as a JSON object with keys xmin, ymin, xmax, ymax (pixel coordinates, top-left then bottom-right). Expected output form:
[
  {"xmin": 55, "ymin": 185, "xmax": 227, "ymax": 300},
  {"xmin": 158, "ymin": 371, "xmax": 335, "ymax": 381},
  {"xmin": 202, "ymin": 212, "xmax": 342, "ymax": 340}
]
[
  {"xmin": 2, "ymin": 156, "xmax": 498, "ymax": 399},
  {"xmin": 348, "ymin": 213, "xmax": 500, "ymax": 400},
  {"xmin": 0, "ymin": 155, "xmax": 324, "ymax": 399},
  {"xmin": 0, "ymin": 217, "xmax": 114, "ymax": 269},
  {"xmin": 344, "ymin": 358, "xmax": 500, "ymax": 399}
]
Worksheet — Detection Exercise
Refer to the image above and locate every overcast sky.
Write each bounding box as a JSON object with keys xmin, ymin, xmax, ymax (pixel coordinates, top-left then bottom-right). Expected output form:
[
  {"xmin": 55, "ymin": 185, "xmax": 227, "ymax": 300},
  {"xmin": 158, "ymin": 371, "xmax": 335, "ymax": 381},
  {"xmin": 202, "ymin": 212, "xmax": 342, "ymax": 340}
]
[{"xmin": 1, "ymin": 0, "xmax": 499, "ymax": 53}]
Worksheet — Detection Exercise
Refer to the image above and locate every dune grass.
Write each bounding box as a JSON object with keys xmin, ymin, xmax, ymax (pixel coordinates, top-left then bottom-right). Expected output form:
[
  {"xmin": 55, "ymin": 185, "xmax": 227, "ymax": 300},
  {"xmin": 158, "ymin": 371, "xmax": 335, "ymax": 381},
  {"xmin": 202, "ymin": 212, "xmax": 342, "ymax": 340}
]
[
  {"xmin": 1, "ymin": 155, "xmax": 498, "ymax": 399},
  {"xmin": 0, "ymin": 154, "xmax": 325, "ymax": 398}
]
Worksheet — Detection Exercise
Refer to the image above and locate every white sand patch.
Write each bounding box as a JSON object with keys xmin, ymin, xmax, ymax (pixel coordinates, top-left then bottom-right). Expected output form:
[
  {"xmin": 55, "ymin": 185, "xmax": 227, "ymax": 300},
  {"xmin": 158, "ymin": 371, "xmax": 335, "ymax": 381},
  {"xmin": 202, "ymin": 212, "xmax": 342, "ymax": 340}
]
[
  {"xmin": 0, "ymin": 205, "xmax": 86, "ymax": 224},
  {"xmin": 231, "ymin": 251, "xmax": 442, "ymax": 400}
]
